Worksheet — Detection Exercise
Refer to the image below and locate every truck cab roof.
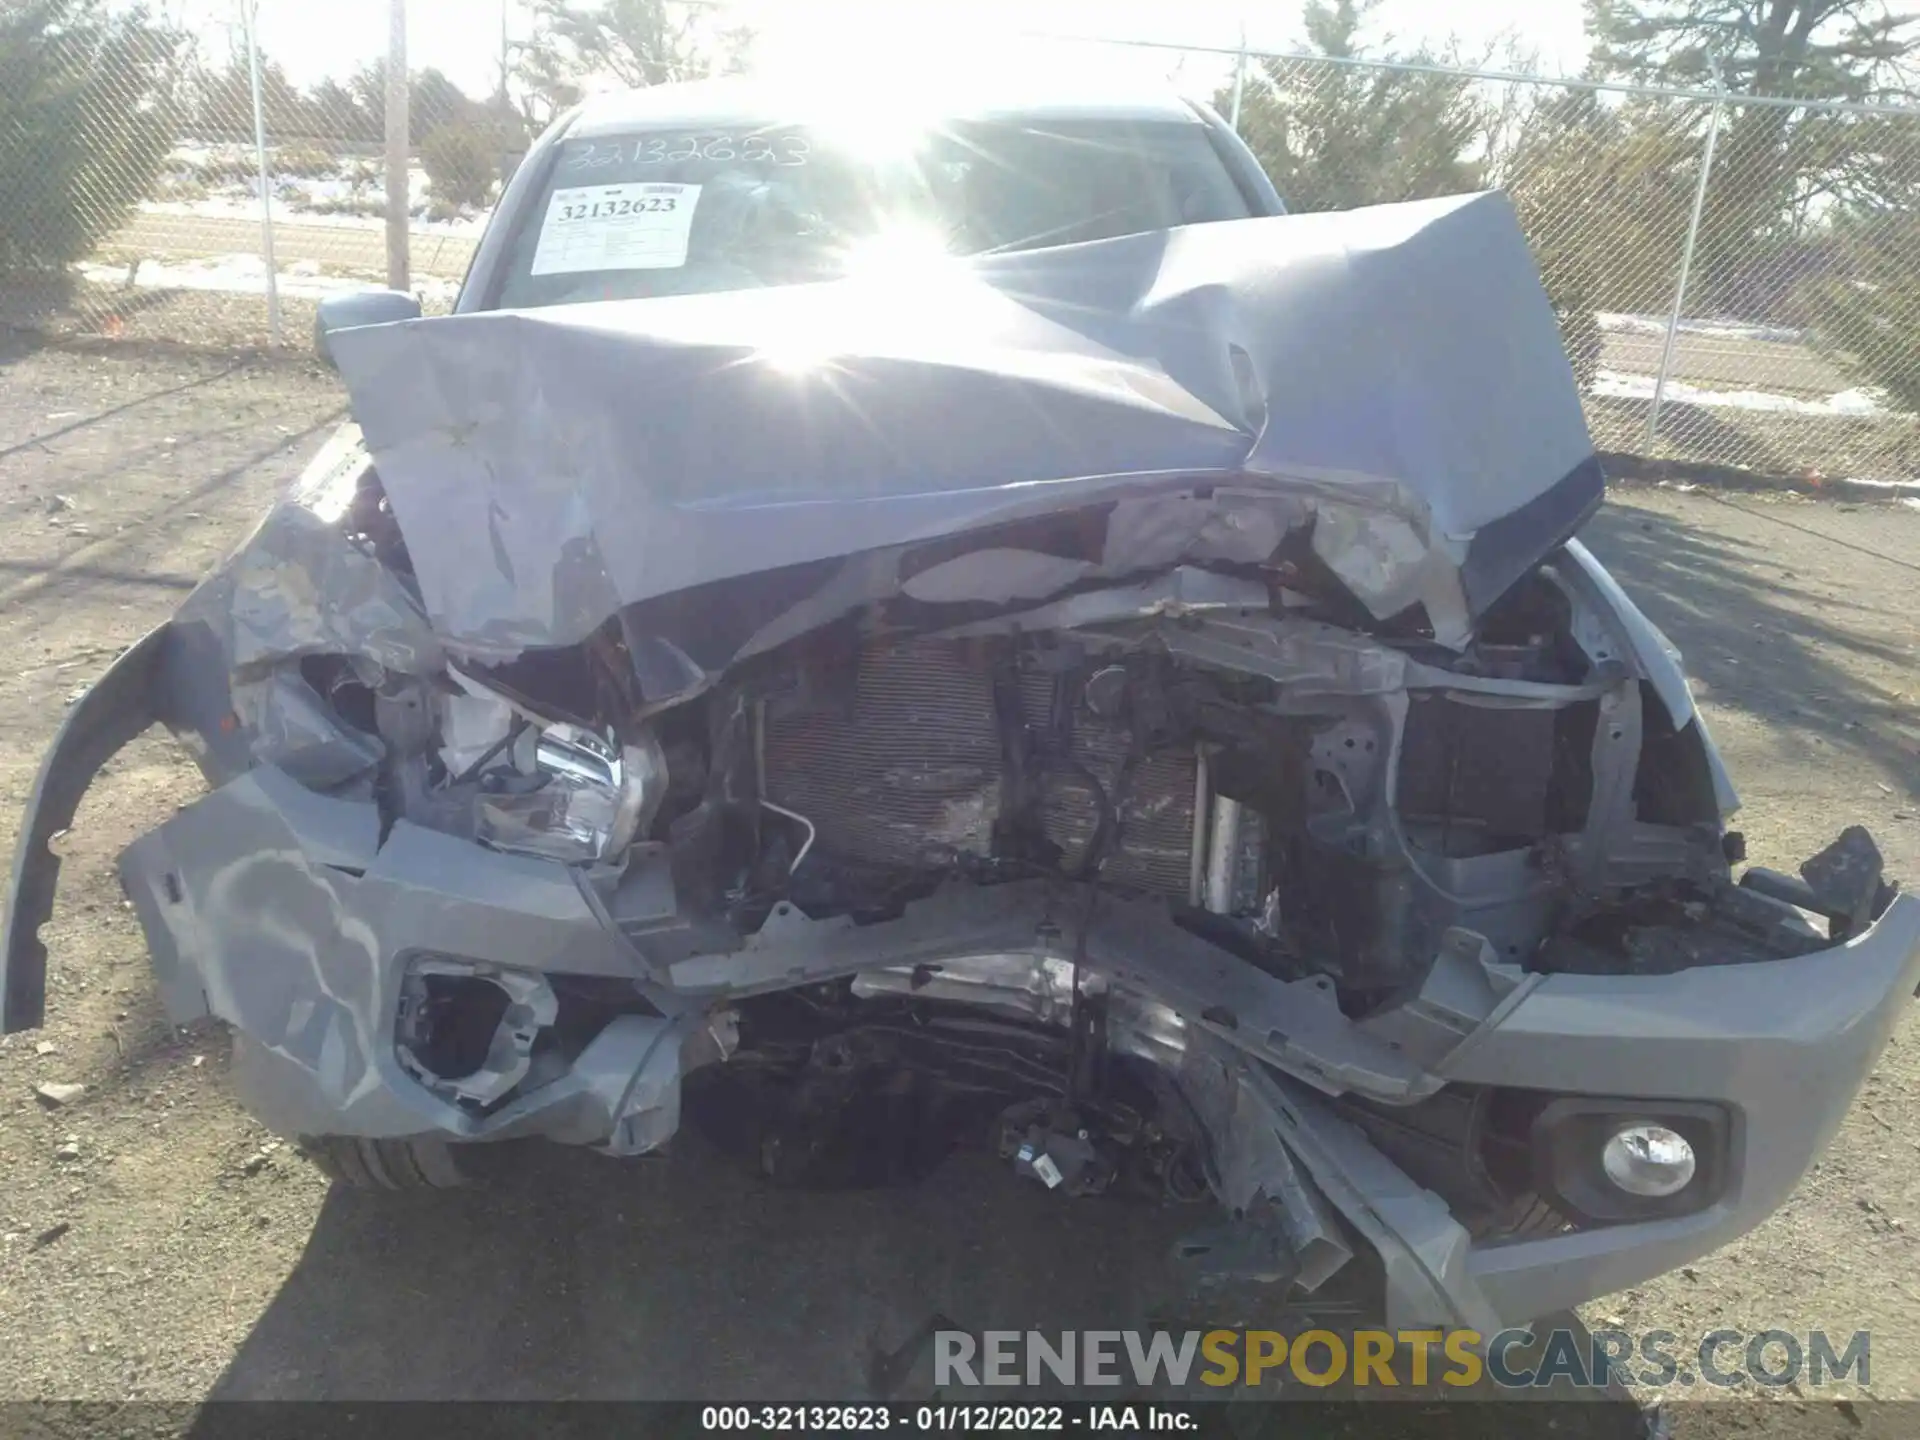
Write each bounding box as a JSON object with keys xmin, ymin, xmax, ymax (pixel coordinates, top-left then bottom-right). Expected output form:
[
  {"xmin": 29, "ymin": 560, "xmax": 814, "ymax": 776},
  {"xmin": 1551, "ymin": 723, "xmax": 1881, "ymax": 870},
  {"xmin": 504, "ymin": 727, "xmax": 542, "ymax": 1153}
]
[{"xmin": 567, "ymin": 73, "xmax": 1213, "ymax": 139}]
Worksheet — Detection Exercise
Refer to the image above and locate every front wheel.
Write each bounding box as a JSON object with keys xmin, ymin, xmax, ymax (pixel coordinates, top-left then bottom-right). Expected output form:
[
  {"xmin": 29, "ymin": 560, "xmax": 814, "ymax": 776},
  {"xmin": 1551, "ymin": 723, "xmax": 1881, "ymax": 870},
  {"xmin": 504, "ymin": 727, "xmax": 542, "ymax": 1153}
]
[{"xmin": 300, "ymin": 1135, "xmax": 468, "ymax": 1190}]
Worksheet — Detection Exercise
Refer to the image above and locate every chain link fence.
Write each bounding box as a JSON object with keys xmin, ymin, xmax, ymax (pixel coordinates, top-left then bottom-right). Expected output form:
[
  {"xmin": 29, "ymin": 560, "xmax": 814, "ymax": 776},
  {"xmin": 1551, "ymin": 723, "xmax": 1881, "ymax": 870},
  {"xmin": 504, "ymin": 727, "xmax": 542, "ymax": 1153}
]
[
  {"xmin": 5, "ymin": 5, "xmax": 1920, "ymax": 482},
  {"xmin": 1, "ymin": 0, "xmax": 557, "ymax": 348},
  {"xmin": 1102, "ymin": 34, "xmax": 1920, "ymax": 484}
]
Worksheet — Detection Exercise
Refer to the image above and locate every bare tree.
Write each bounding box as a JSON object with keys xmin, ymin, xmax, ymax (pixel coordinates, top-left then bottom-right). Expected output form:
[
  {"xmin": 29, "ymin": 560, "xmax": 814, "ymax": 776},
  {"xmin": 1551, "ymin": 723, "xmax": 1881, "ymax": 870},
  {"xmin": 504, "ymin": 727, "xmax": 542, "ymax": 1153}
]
[{"xmin": 511, "ymin": 0, "xmax": 751, "ymax": 124}]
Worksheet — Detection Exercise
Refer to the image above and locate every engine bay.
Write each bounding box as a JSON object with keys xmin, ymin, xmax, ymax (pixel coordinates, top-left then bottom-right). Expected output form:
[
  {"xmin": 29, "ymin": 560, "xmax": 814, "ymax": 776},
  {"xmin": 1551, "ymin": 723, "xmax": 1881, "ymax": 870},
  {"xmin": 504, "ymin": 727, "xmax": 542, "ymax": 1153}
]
[
  {"xmin": 112, "ymin": 450, "xmax": 1885, "ymax": 1230},
  {"xmin": 342, "ymin": 515, "xmax": 1796, "ymax": 1018},
  {"xmin": 277, "ymin": 480, "xmax": 1907, "ymax": 1207}
]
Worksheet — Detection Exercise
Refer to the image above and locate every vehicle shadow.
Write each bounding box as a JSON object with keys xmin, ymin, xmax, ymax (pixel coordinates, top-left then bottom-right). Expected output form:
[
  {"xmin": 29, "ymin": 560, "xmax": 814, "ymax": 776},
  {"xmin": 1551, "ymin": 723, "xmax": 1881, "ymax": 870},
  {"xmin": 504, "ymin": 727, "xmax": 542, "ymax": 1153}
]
[
  {"xmin": 0, "ymin": 348, "xmax": 243, "ymax": 463},
  {"xmin": 204, "ymin": 1138, "xmax": 1204, "ymax": 1401},
  {"xmin": 200, "ymin": 1138, "xmax": 1648, "ymax": 1436},
  {"xmin": 0, "ymin": 407, "xmax": 344, "ymax": 614},
  {"xmin": 1581, "ymin": 498, "xmax": 1920, "ymax": 800},
  {"xmin": 1583, "ymin": 394, "xmax": 1779, "ymax": 471},
  {"xmin": 1581, "ymin": 391, "xmax": 1920, "ymax": 483},
  {"xmin": 0, "ymin": 559, "xmax": 199, "ymax": 589}
]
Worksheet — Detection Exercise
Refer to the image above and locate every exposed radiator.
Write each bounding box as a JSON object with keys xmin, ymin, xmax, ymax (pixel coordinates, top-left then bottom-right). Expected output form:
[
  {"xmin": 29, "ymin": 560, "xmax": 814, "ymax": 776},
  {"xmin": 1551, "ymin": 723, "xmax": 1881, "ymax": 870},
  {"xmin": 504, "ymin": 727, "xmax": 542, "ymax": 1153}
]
[{"xmin": 762, "ymin": 638, "xmax": 1199, "ymax": 898}]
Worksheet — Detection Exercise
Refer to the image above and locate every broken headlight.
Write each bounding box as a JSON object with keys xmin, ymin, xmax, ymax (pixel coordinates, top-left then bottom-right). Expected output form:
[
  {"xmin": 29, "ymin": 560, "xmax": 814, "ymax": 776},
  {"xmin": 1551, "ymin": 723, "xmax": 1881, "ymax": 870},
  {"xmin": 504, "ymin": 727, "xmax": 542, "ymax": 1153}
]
[
  {"xmin": 476, "ymin": 723, "xmax": 667, "ymax": 865},
  {"xmin": 395, "ymin": 957, "xmax": 558, "ymax": 1107}
]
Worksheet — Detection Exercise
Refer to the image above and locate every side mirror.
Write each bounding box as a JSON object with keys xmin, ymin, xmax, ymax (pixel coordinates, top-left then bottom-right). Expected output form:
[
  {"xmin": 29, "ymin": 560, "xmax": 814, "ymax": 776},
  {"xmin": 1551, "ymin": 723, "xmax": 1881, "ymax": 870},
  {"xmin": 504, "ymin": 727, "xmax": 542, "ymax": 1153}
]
[{"xmin": 314, "ymin": 289, "xmax": 423, "ymax": 368}]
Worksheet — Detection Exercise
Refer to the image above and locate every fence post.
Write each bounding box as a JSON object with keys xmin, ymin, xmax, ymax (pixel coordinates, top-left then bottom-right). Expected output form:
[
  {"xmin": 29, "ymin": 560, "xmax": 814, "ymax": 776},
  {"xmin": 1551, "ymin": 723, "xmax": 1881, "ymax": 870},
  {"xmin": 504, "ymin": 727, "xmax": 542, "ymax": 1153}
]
[
  {"xmin": 386, "ymin": 0, "xmax": 411, "ymax": 293},
  {"xmin": 1645, "ymin": 56, "xmax": 1724, "ymax": 448},
  {"xmin": 1228, "ymin": 19, "xmax": 1248, "ymax": 132},
  {"xmin": 239, "ymin": 0, "xmax": 281, "ymax": 345}
]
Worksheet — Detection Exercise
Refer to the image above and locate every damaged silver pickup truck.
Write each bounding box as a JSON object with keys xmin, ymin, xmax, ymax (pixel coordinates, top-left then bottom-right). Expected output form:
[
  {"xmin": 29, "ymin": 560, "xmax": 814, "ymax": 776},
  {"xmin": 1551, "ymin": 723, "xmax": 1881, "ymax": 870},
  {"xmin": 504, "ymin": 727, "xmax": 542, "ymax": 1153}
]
[{"xmin": 8, "ymin": 81, "xmax": 1919, "ymax": 1337}]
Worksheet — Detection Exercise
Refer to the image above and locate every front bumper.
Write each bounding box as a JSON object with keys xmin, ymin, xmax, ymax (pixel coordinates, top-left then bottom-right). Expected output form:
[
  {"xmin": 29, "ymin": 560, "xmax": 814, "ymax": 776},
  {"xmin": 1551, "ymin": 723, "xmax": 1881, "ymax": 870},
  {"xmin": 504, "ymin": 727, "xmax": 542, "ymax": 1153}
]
[
  {"xmin": 32, "ymin": 758, "xmax": 1920, "ymax": 1331},
  {"xmin": 1234, "ymin": 872, "xmax": 1920, "ymax": 1329},
  {"xmin": 2, "ymin": 627, "xmax": 167, "ymax": 1031}
]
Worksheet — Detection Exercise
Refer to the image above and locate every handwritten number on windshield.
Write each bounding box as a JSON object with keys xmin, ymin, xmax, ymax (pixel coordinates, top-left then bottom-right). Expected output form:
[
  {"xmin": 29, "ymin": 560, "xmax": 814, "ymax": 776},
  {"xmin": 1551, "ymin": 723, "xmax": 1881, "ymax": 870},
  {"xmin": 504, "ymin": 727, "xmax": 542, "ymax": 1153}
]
[
  {"xmin": 579, "ymin": 133, "xmax": 812, "ymax": 167},
  {"xmin": 562, "ymin": 142, "xmax": 625, "ymax": 170}
]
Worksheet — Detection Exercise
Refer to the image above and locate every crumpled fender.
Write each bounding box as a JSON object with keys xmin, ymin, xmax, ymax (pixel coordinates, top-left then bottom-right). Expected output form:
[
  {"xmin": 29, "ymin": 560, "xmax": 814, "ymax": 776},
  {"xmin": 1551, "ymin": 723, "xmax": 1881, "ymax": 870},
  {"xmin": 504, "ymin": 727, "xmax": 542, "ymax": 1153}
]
[{"xmin": 1560, "ymin": 537, "xmax": 1740, "ymax": 817}]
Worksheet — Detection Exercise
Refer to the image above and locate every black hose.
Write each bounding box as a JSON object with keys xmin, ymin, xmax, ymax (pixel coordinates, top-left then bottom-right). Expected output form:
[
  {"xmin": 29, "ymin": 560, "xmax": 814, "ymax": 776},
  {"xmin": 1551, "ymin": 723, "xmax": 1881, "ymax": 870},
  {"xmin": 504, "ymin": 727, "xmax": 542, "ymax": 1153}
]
[
  {"xmin": 1044, "ymin": 753, "xmax": 1117, "ymax": 882},
  {"xmin": 451, "ymin": 718, "xmax": 528, "ymax": 785}
]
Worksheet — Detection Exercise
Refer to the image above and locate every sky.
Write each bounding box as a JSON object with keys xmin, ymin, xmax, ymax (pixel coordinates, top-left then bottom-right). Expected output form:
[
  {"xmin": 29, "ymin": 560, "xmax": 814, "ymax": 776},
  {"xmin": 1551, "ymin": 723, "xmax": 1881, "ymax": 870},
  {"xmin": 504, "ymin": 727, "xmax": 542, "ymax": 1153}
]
[{"xmin": 165, "ymin": 0, "xmax": 1594, "ymax": 100}]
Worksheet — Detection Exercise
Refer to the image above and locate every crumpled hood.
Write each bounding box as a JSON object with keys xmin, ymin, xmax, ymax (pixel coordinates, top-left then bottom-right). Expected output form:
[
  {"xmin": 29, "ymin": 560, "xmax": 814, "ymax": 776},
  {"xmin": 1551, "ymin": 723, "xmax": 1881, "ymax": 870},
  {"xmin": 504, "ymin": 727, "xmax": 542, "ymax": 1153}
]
[{"xmin": 328, "ymin": 190, "xmax": 1600, "ymax": 657}]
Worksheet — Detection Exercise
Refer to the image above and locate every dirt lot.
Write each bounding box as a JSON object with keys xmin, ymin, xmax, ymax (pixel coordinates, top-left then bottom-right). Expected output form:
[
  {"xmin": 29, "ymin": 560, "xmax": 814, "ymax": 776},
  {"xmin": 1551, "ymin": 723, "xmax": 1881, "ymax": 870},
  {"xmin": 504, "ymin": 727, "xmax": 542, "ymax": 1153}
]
[{"xmin": 1, "ymin": 335, "xmax": 1918, "ymax": 1425}]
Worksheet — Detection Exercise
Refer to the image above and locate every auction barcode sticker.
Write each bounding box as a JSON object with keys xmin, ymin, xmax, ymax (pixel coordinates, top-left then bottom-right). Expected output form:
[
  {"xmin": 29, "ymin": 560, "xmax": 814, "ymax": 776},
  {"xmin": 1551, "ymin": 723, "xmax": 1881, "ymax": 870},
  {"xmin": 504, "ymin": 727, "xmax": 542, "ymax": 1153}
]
[{"xmin": 530, "ymin": 183, "xmax": 701, "ymax": 275}]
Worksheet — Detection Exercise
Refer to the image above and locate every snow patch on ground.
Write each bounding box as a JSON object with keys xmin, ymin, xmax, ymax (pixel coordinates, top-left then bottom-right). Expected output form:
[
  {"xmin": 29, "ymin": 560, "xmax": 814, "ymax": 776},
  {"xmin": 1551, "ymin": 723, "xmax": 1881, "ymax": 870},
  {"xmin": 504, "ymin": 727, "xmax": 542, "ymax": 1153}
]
[
  {"xmin": 78, "ymin": 254, "xmax": 459, "ymax": 306},
  {"xmin": 1592, "ymin": 368, "xmax": 1893, "ymax": 418},
  {"xmin": 152, "ymin": 141, "xmax": 491, "ymax": 233},
  {"xmin": 1596, "ymin": 312, "xmax": 1810, "ymax": 345},
  {"xmin": 1802, "ymin": 473, "xmax": 1920, "ymax": 494},
  {"xmin": 140, "ymin": 197, "xmax": 487, "ymax": 236}
]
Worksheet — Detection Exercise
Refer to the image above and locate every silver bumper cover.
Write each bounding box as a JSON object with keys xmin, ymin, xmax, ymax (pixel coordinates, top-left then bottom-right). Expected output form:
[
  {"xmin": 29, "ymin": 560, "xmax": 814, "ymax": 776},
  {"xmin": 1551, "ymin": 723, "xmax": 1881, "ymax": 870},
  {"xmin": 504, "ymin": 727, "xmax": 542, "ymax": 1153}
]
[{"xmin": 117, "ymin": 764, "xmax": 1920, "ymax": 1332}]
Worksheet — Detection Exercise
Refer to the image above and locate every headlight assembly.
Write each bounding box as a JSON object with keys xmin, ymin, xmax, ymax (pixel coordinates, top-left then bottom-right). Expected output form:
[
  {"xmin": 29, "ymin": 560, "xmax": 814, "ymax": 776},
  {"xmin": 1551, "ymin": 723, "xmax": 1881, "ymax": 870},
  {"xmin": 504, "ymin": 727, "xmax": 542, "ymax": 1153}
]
[{"xmin": 476, "ymin": 723, "xmax": 668, "ymax": 865}]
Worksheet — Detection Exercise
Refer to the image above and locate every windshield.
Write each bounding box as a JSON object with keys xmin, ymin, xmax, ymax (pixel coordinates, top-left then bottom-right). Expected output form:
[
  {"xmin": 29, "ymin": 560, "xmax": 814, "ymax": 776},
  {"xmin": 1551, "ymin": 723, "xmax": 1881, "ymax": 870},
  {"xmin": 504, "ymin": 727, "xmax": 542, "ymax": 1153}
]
[{"xmin": 493, "ymin": 118, "xmax": 1254, "ymax": 309}]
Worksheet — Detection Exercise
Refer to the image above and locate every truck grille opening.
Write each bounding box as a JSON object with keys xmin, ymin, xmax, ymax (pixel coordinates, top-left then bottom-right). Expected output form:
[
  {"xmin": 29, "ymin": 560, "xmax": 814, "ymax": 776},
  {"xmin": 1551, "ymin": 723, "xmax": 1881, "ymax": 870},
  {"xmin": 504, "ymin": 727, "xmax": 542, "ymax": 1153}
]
[{"xmin": 761, "ymin": 637, "xmax": 1199, "ymax": 899}]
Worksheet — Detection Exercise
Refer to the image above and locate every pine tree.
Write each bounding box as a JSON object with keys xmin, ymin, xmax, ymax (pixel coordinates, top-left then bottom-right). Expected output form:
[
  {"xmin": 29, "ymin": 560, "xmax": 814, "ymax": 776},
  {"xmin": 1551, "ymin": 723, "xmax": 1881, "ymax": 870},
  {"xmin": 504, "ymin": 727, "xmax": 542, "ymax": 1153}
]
[
  {"xmin": 1586, "ymin": 1, "xmax": 1920, "ymax": 311},
  {"xmin": 1229, "ymin": 0, "xmax": 1485, "ymax": 215},
  {"xmin": 0, "ymin": 0, "xmax": 186, "ymax": 269}
]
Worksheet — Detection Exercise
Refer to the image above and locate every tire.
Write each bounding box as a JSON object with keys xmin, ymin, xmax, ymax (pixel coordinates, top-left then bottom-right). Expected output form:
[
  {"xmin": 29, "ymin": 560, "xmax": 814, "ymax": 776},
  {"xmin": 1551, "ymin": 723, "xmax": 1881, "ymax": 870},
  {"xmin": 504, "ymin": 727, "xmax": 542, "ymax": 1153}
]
[{"xmin": 301, "ymin": 1135, "xmax": 468, "ymax": 1190}]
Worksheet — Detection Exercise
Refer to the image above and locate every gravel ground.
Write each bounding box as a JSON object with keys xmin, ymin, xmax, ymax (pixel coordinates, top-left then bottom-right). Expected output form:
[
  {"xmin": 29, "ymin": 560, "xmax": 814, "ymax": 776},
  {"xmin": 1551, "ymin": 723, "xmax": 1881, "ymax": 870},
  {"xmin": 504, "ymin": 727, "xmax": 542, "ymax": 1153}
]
[{"xmin": 1, "ymin": 335, "xmax": 1918, "ymax": 1430}]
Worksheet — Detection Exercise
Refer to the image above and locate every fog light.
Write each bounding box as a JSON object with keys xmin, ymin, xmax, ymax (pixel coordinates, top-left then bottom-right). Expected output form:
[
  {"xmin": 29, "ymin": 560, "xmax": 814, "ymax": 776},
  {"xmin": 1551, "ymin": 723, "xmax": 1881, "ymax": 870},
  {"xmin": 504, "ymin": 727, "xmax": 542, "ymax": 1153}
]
[
  {"xmin": 1529, "ymin": 1098, "xmax": 1726, "ymax": 1225},
  {"xmin": 1602, "ymin": 1123, "xmax": 1697, "ymax": 1197}
]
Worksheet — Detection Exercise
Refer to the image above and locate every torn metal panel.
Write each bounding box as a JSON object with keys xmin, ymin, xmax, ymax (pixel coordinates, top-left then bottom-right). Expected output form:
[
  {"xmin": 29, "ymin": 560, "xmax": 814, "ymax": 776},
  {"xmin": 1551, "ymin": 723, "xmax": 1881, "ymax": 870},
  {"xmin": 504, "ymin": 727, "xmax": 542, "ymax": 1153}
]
[
  {"xmin": 326, "ymin": 193, "xmax": 1598, "ymax": 657},
  {"xmin": 1133, "ymin": 613, "xmax": 1410, "ymax": 696},
  {"xmin": 231, "ymin": 670, "xmax": 384, "ymax": 789},
  {"xmin": 1356, "ymin": 929, "xmax": 1535, "ymax": 1069},
  {"xmin": 1173, "ymin": 1036, "xmax": 1353, "ymax": 1293},
  {"xmin": 176, "ymin": 429, "xmax": 442, "ymax": 679},
  {"xmin": 436, "ymin": 685, "xmax": 525, "ymax": 776},
  {"xmin": 1557, "ymin": 537, "xmax": 1738, "ymax": 816},
  {"xmin": 724, "ymin": 495, "xmax": 1307, "ymax": 680},
  {"xmin": 665, "ymin": 880, "xmax": 1444, "ymax": 1102},
  {"xmin": 1310, "ymin": 504, "xmax": 1439, "ymax": 619},
  {"xmin": 931, "ymin": 567, "xmax": 1270, "ymax": 639},
  {"xmin": 1101, "ymin": 490, "xmax": 1309, "ymax": 573},
  {"xmin": 1241, "ymin": 1055, "xmax": 1499, "ymax": 1333}
]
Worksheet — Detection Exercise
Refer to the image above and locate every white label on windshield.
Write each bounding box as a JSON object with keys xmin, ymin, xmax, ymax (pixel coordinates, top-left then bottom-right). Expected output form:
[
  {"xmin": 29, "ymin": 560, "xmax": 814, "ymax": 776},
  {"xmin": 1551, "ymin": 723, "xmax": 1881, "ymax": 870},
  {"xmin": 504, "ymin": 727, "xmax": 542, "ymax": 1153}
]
[{"xmin": 530, "ymin": 182, "xmax": 701, "ymax": 275}]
